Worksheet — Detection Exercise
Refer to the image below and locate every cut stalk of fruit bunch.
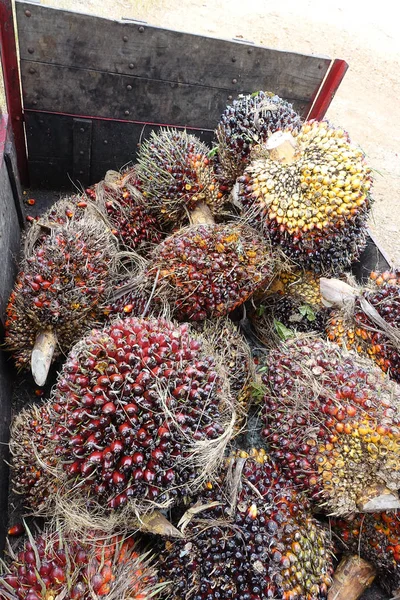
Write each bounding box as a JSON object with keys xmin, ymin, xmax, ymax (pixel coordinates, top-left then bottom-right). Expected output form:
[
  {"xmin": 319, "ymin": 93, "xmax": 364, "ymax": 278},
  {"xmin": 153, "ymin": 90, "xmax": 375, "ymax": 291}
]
[
  {"xmin": 158, "ymin": 448, "xmax": 334, "ymax": 600},
  {"xmin": 324, "ymin": 272, "xmax": 400, "ymax": 383},
  {"xmin": 5, "ymin": 207, "xmax": 118, "ymax": 386},
  {"xmin": 0, "ymin": 525, "xmax": 160, "ymax": 600},
  {"xmin": 13, "ymin": 316, "xmax": 235, "ymax": 529},
  {"xmin": 238, "ymin": 120, "xmax": 373, "ymax": 274},
  {"xmin": 327, "ymin": 555, "xmax": 376, "ymax": 600},
  {"xmin": 260, "ymin": 335, "xmax": 400, "ymax": 516}
]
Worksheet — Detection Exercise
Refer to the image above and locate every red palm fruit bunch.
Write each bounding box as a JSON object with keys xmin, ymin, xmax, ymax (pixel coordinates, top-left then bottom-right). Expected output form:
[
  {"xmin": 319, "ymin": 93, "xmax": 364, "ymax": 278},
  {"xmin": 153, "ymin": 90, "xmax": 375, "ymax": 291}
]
[
  {"xmin": 0, "ymin": 527, "xmax": 159, "ymax": 600},
  {"xmin": 136, "ymin": 128, "xmax": 224, "ymax": 225},
  {"xmin": 330, "ymin": 511, "xmax": 400, "ymax": 595},
  {"xmin": 85, "ymin": 167, "xmax": 164, "ymax": 254},
  {"xmin": 5, "ymin": 216, "xmax": 117, "ymax": 382},
  {"xmin": 238, "ymin": 120, "xmax": 373, "ymax": 274},
  {"xmin": 10, "ymin": 402, "xmax": 57, "ymax": 512},
  {"xmin": 29, "ymin": 316, "xmax": 234, "ymax": 518},
  {"xmin": 250, "ymin": 269, "xmax": 331, "ymax": 345},
  {"xmin": 214, "ymin": 91, "xmax": 302, "ymax": 185},
  {"xmin": 145, "ymin": 222, "xmax": 275, "ymax": 322},
  {"xmin": 324, "ymin": 271, "xmax": 400, "ymax": 383},
  {"xmin": 260, "ymin": 336, "xmax": 400, "ymax": 516},
  {"xmin": 158, "ymin": 448, "xmax": 334, "ymax": 600}
]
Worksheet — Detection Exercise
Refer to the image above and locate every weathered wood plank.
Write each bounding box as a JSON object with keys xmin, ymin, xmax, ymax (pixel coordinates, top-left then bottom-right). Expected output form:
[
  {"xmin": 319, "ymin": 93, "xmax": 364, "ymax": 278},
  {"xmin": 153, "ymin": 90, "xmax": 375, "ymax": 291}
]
[
  {"xmin": 20, "ymin": 61, "xmax": 311, "ymax": 127},
  {"xmin": 16, "ymin": 1, "xmax": 330, "ymax": 104},
  {"xmin": 25, "ymin": 112, "xmax": 215, "ymax": 188}
]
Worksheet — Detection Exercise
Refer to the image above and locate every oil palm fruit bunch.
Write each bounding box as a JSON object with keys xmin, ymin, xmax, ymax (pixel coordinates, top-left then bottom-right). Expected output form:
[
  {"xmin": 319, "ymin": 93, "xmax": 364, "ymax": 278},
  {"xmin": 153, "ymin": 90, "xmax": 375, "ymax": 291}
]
[
  {"xmin": 323, "ymin": 272, "xmax": 400, "ymax": 383},
  {"xmin": 238, "ymin": 120, "xmax": 373, "ymax": 274},
  {"xmin": 5, "ymin": 210, "xmax": 118, "ymax": 386},
  {"xmin": 85, "ymin": 167, "xmax": 164, "ymax": 254},
  {"xmin": 330, "ymin": 511, "xmax": 400, "ymax": 595},
  {"xmin": 145, "ymin": 222, "xmax": 275, "ymax": 322},
  {"xmin": 250, "ymin": 269, "xmax": 331, "ymax": 345},
  {"xmin": 33, "ymin": 316, "xmax": 234, "ymax": 521},
  {"xmin": 0, "ymin": 526, "xmax": 159, "ymax": 600},
  {"xmin": 10, "ymin": 402, "xmax": 58, "ymax": 512},
  {"xmin": 215, "ymin": 90, "xmax": 302, "ymax": 184},
  {"xmin": 260, "ymin": 335, "xmax": 400, "ymax": 516},
  {"xmin": 158, "ymin": 448, "xmax": 334, "ymax": 600},
  {"xmin": 136, "ymin": 128, "xmax": 224, "ymax": 225}
]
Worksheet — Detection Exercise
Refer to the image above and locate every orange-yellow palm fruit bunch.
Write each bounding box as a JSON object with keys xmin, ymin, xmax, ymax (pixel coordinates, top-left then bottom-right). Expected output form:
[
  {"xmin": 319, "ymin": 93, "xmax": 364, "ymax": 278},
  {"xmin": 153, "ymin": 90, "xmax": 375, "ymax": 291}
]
[{"xmin": 238, "ymin": 120, "xmax": 373, "ymax": 274}]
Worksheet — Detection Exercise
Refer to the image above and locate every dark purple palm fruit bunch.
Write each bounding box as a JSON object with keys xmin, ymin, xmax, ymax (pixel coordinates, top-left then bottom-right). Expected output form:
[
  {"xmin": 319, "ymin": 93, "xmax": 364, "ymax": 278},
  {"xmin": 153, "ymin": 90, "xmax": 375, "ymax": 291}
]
[
  {"xmin": 238, "ymin": 120, "xmax": 373, "ymax": 274},
  {"xmin": 330, "ymin": 511, "xmax": 400, "ymax": 595},
  {"xmin": 5, "ymin": 212, "xmax": 118, "ymax": 386},
  {"xmin": 86, "ymin": 167, "xmax": 165, "ymax": 254},
  {"xmin": 10, "ymin": 402, "xmax": 59, "ymax": 513},
  {"xmin": 136, "ymin": 128, "xmax": 225, "ymax": 226},
  {"xmin": 144, "ymin": 222, "xmax": 275, "ymax": 322},
  {"xmin": 40, "ymin": 316, "xmax": 234, "ymax": 520},
  {"xmin": 0, "ymin": 526, "xmax": 159, "ymax": 600},
  {"xmin": 158, "ymin": 448, "xmax": 334, "ymax": 600},
  {"xmin": 259, "ymin": 335, "xmax": 400, "ymax": 516},
  {"xmin": 214, "ymin": 91, "xmax": 303, "ymax": 186}
]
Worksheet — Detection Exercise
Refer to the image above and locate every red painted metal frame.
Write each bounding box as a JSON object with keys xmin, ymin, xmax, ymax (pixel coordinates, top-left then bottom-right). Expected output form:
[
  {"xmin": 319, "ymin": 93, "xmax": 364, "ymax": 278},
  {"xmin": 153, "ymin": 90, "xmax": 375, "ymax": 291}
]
[
  {"xmin": 306, "ymin": 58, "xmax": 349, "ymax": 121},
  {"xmin": 0, "ymin": 0, "xmax": 29, "ymax": 185}
]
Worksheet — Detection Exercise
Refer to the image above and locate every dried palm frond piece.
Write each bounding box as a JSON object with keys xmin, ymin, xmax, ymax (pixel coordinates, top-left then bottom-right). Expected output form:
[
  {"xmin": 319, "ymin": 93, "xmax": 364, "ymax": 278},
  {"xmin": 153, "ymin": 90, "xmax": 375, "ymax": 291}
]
[{"xmin": 260, "ymin": 335, "xmax": 400, "ymax": 515}]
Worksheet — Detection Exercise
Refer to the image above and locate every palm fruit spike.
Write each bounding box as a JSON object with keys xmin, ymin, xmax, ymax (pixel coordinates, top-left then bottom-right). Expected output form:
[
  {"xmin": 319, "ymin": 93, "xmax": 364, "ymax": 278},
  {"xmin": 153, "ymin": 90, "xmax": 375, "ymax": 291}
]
[
  {"xmin": 323, "ymin": 273, "xmax": 400, "ymax": 384},
  {"xmin": 0, "ymin": 526, "xmax": 159, "ymax": 600},
  {"xmin": 86, "ymin": 167, "xmax": 165, "ymax": 253},
  {"xmin": 10, "ymin": 402, "xmax": 58, "ymax": 512},
  {"xmin": 260, "ymin": 335, "xmax": 400, "ymax": 516},
  {"xmin": 250, "ymin": 269, "xmax": 331, "ymax": 344},
  {"xmin": 238, "ymin": 121, "xmax": 373, "ymax": 274},
  {"xmin": 214, "ymin": 91, "xmax": 302, "ymax": 185},
  {"xmin": 38, "ymin": 316, "xmax": 234, "ymax": 521},
  {"xmin": 5, "ymin": 216, "xmax": 117, "ymax": 386},
  {"xmin": 158, "ymin": 448, "xmax": 334, "ymax": 600},
  {"xmin": 136, "ymin": 128, "xmax": 223, "ymax": 224},
  {"xmin": 330, "ymin": 511, "xmax": 400, "ymax": 596},
  {"xmin": 194, "ymin": 318, "xmax": 255, "ymax": 425},
  {"xmin": 145, "ymin": 222, "xmax": 275, "ymax": 322}
]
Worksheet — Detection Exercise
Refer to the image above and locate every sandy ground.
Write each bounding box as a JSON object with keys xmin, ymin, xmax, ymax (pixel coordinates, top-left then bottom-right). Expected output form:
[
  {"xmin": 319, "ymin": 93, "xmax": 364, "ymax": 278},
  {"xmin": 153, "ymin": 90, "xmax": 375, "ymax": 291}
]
[{"xmin": 3, "ymin": 0, "xmax": 400, "ymax": 265}]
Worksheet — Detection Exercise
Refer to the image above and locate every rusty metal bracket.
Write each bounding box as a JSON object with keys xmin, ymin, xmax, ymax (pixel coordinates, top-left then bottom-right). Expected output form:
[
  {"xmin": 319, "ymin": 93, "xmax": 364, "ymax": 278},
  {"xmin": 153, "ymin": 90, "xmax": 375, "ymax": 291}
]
[{"xmin": 72, "ymin": 118, "xmax": 93, "ymax": 188}]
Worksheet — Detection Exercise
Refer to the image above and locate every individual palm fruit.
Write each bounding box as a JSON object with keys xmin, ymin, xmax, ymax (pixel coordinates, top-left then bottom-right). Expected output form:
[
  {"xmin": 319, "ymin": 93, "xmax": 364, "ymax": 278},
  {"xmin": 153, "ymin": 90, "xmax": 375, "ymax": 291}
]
[
  {"xmin": 10, "ymin": 402, "xmax": 58, "ymax": 512},
  {"xmin": 325, "ymin": 271, "xmax": 400, "ymax": 383},
  {"xmin": 238, "ymin": 120, "xmax": 373, "ymax": 274},
  {"xmin": 0, "ymin": 527, "xmax": 159, "ymax": 600},
  {"xmin": 215, "ymin": 90, "xmax": 302, "ymax": 184},
  {"xmin": 86, "ymin": 167, "xmax": 164, "ymax": 253},
  {"xmin": 41, "ymin": 316, "xmax": 234, "ymax": 518},
  {"xmin": 330, "ymin": 511, "xmax": 400, "ymax": 594},
  {"xmin": 195, "ymin": 318, "xmax": 255, "ymax": 424},
  {"xmin": 146, "ymin": 222, "xmax": 275, "ymax": 321},
  {"xmin": 250, "ymin": 270, "xmax": 331, "ymax": 344},
  {"xmin": 5, "ymin": 215, "xmax": 117, "ymax": 384},
  {"xmin": 136, "ymin": 128, "xmax": 223, "ymax": 224},
  {"xmin": 158, "ymin": 448, "xmax": 334, "ymax": 600},
  {"xmin": 260, "ymin": 336, "xmax": 400, "ymax": 515}
]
